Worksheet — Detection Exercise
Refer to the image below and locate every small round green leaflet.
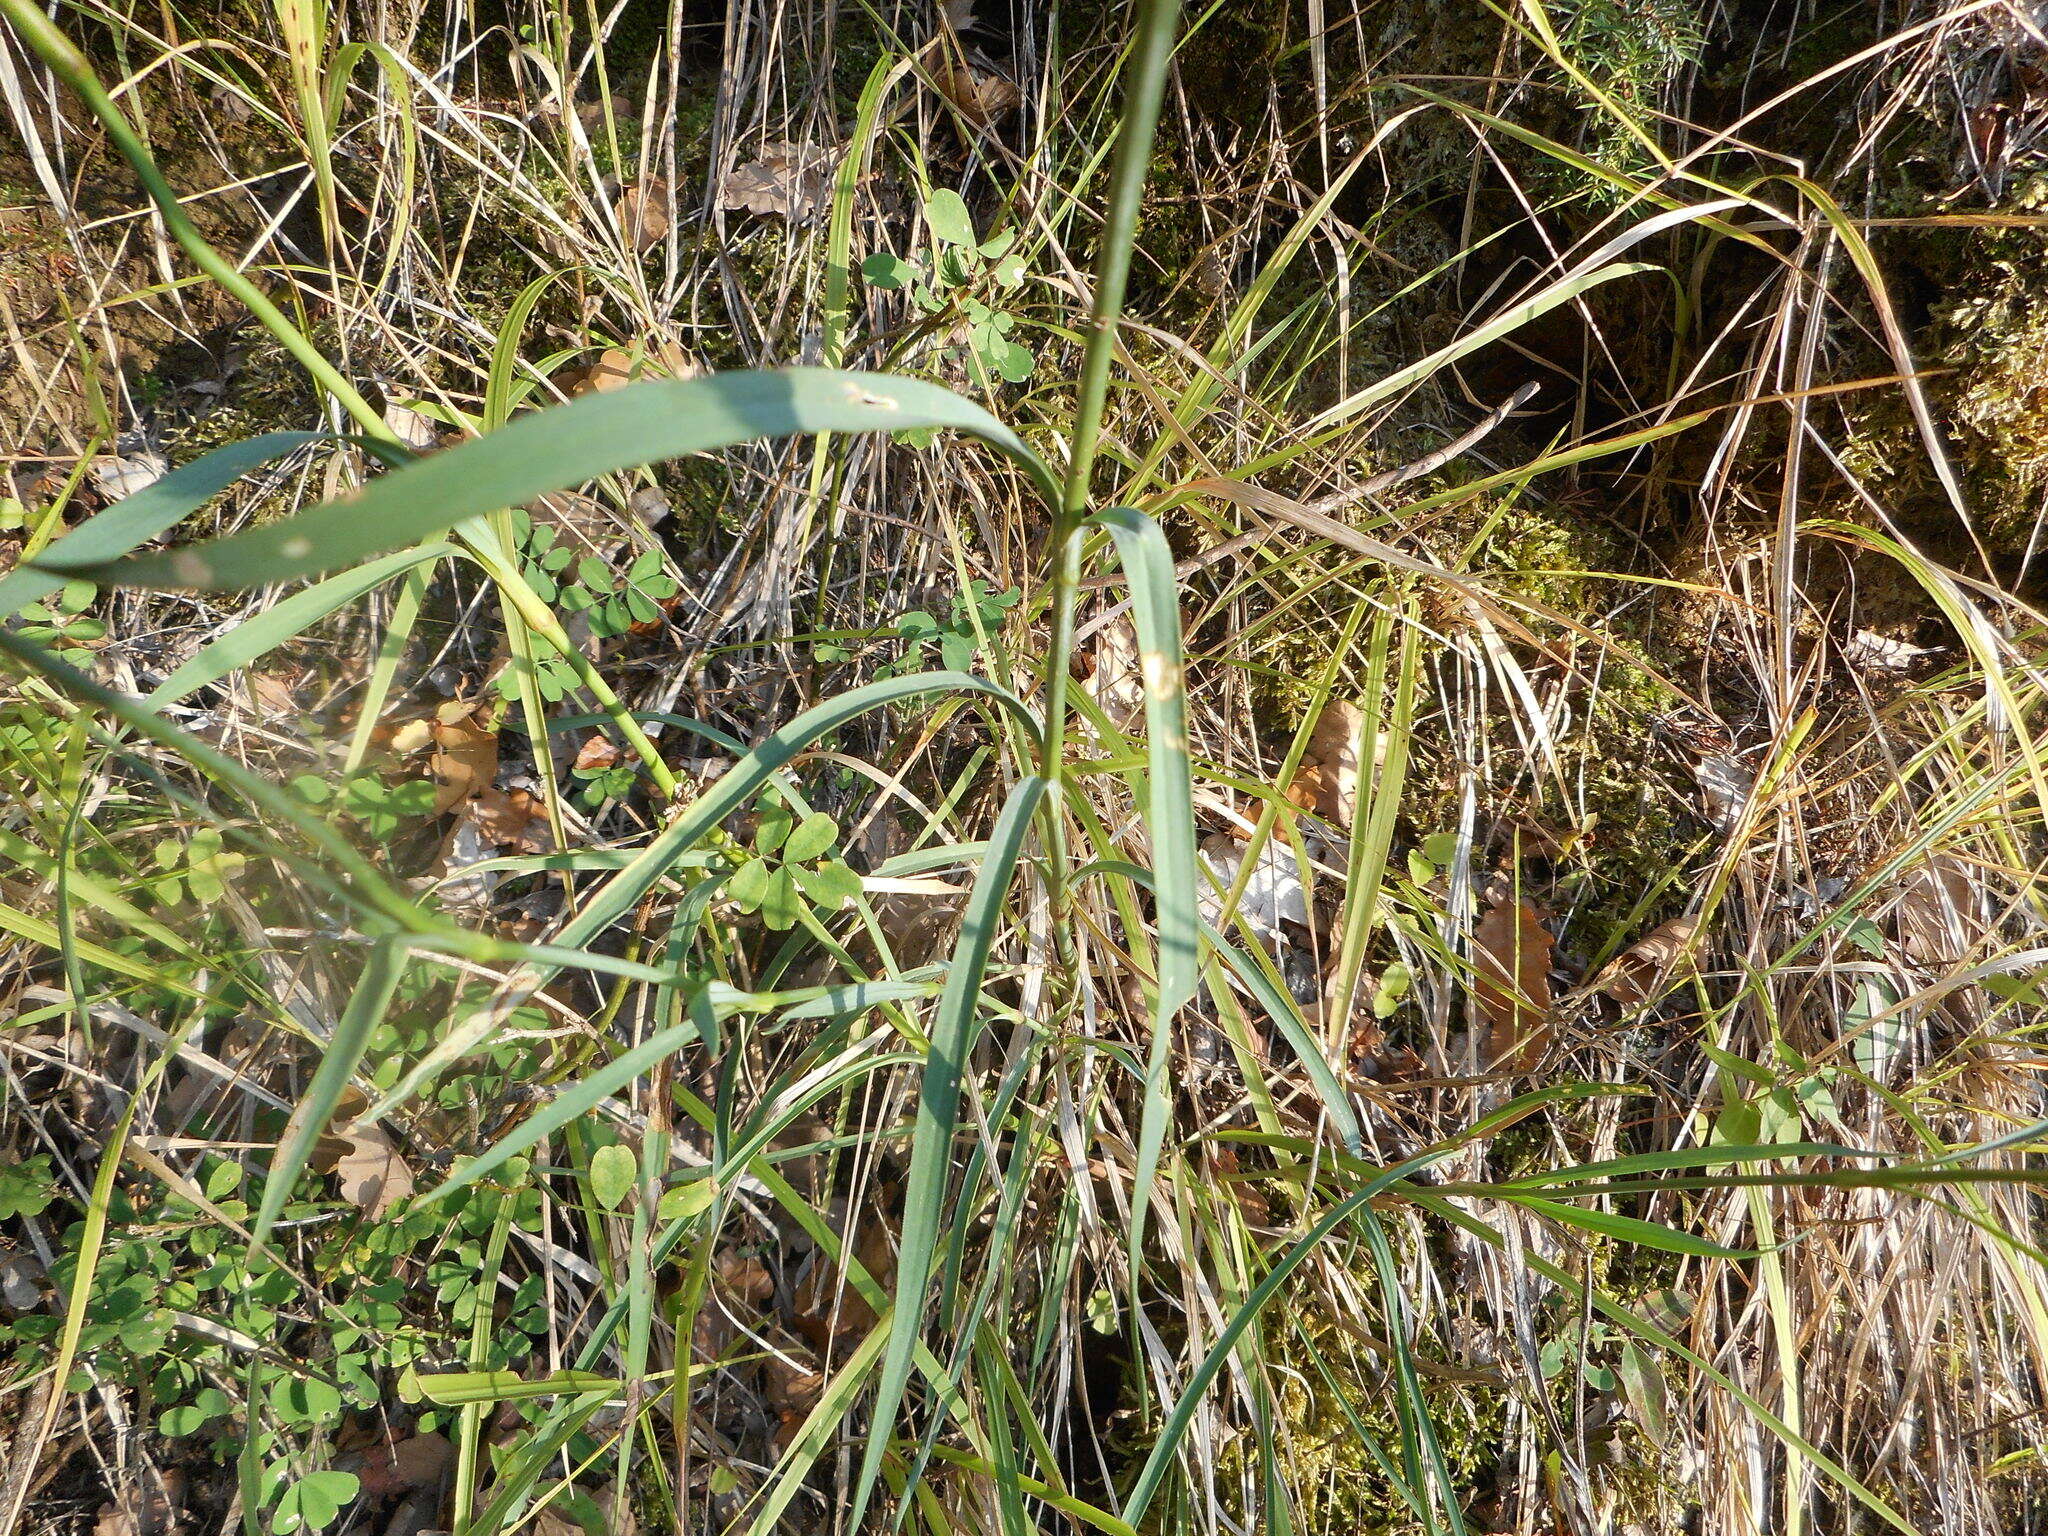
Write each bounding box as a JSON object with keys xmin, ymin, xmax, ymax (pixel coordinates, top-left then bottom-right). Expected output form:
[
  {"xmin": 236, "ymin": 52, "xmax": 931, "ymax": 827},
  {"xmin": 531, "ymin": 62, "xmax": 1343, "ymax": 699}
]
[
  {"xmin": 271, "ymin": 1470, "xmax": 359, "ymax": 1536},
  {"xmin": 588, "ymin": 1144, "xmax": 637, "ymax": 1211}
]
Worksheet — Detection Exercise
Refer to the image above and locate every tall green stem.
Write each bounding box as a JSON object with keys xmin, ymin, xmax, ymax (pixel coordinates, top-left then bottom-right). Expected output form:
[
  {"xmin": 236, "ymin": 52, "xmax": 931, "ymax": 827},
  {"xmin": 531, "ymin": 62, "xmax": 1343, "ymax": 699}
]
[{"xmin": 1039, "ymin": 0, "xmax": 1185, "ymax": 787}]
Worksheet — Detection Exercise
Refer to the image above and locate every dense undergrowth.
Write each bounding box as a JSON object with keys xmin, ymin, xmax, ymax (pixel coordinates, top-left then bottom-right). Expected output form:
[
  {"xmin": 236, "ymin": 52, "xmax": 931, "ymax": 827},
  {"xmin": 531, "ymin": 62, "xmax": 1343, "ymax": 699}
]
[{"xmin": 6, "ymin": 1, "xmax": 2048, "ymax": 1534}]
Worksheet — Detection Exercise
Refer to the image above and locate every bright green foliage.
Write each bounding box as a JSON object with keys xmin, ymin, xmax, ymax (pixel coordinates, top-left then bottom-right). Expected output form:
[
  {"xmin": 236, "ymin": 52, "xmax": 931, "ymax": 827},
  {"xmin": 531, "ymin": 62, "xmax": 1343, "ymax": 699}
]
[
  {"xmin": 567, "ymin": 760, "xmax": 640, "ymax": 808},
  {"xmin": 1, "ymin": 1142, "xmax": 549, "ymax": 1526},
  {"xmin": 864, "ymin": 190, "xmax": 1033, "ymax": 392},
  {"xmin": 145, "ymin": 827, "xmax": 247, "ymax": 907},
  {"xmin": 158, "ymin": 1387, "xmax": 231, "ymax": 1437},
  {"xmin": 587, "ymin": 1143, "xmax": 636, "ymax": 1210},
  {"xmin": 505, "ymin": 508, "xmax": 680, "ymax": 640},
  {"xmin": 879, "ymin": 580, "xmax": 1020, "ymax": 676},
  {"xmin": 270, "ymin": 1470, "xmax": 360, "ymax": 1535},
  {"xmin": 12, "ymin": 577, "xmax": 106, "ymax": 646},
  {"xmin": 0, "ymin": 1155, "xmax": 54, "ymax": 1220},
  {"xmin": 724, "ymin": 796, "xmax": 863, "ymax": 931}
]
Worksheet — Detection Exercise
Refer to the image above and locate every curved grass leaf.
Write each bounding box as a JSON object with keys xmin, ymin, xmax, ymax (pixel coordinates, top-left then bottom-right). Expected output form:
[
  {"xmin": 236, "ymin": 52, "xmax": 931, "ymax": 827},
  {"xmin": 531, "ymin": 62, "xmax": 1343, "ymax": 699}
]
[
  {"xmin": 0, "ymin": 627, "xmax": 445, "ymax": 938},
  {"xmin": 1118, "ymin": 1149, "xmax": 1451, "ymax": 1525},
  {"xmin": 48, "ymin": 371, "xmax": 1061, "ymax": 591},
  {"xmin": 1303, "ymin": 261, "xmax": 1656, "ymax": 433},
  {"xmin": 145, "ymin": 543, "xmax": 458, "ymax": 706},
  {"xmin": 1486, "ymin": 1143, "xmax": 1862, "ymax": 1187},
  {"xmin": 253, "ymin": 935, "xmax": 407, "ymax": 1249},
  {"xmin": 852, "ymin": 774, "xmax": 1048, "ymax": 1528},
  {"xmin": 1086, "ymin": 508, "xmax": 1198, "ymax": 1273},
  {"xmin": 366, "ymin": 670, "xmax": 1037, "ymax": 1121},
  {"xmin": 1359, "ymin": 1204, "xmax": 1467, "ymax": 1536},
  {"xmin": 414, "ymin": 1008, "xmax": 704, "ymax": 1207},
  {"xmin": 1070, "ymin": 856, "xmax": 1364, "ymax": 1154},
  {"xmin": 1, "ymin": 431, "xmax": 330, "ymax": 613},
  {"xmin": 1496, "ymin": 1194, "xmax": 1756, "ymax": 1259},
  {"xmin": 1203, "ymin": 918, "xmax": 1362, "ymax": 1151},
  {"xmin": 404, "ymin": 1369, "xmax": 625, "ymax": 1406}
]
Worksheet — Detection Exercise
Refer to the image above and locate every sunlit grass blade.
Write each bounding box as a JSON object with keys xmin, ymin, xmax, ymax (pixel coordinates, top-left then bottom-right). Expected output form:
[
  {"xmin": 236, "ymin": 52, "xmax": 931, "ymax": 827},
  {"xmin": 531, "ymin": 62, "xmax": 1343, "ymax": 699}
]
[
  {"xmin": 0, "ymin": 431, "xmax": 331, "ymax": 613},
  {"xmin": 46, "ymin": 371, "xmax": 1060, "ymax": 591},
  {"xmin": 0, "ymin": 627, "xmax": 447, "ymax": 936},
  {"xmin": 1118, "ymin": 1150, "xmax": 1449, "ymax": 1525},
  {"xmin": 1085, "ymin": 507, "xmax": 1198, "ymax": 1273},
  {"xmin": 252, "ymin": 934, "xmax": 407, "ymax": 1249},
  {"xmin": 367, "ymin": 671, "xmax": 1037, "ymax": 1119},
  {"xmin": 145, "ymin": 543, "xmax": 459, "ymax": 706},
  {"xmin": 851, "ymin": 774, "xmax": 1048, "ymax": 1530},
  {"xmin": 1303, "ymin": 261, "xmax": 1656, "ymax": 432}
]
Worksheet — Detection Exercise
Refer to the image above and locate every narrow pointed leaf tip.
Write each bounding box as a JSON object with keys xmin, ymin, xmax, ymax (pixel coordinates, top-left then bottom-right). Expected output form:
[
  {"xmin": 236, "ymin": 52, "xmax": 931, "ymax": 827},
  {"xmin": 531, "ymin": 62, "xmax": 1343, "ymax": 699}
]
[{"xmin": 43, "ymin": 370, "xmax": 1062, "ymax": 592}]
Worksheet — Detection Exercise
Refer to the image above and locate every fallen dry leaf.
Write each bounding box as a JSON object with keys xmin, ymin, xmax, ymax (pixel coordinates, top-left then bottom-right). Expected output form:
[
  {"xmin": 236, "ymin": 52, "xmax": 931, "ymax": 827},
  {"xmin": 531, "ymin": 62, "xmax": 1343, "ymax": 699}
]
[
  {"xmin": 574, "ymin": 733, "xmax": 621, "ymax": 773},
  {"xmin": 1473, "ymin": 897, "xmax": 1553, "ymax": 1074},
  {"xmin": 614, "ymin": 178, "xmax": 670, "ymax": 254},
  {"xmin": 1595, "ymin": 916, "xmax": 1698, "ymax": 1007},
  {"xmin": 428, "ymin": 700, "xmax": 499, "ymax": 814},
  {"xmin": 95, "ymin": 1468, "xmax": 182, "ymax": 1536},
  {"xmin": 790, "ymin": 1209, "xmax": 895, "ymax": 1347},
  {"xmin": 720, "ymin": 141, "xmax": 828, "ymax": 221},
  {"xmin": 1086, "ymin": 615, "xmax": 1146, "ymax": 731},
  {"xmin": 932, "ymin": 55, "xmax": 1023, "ymax": 124},
  {"xmin": 526, "ymin": 490, "xmax": 613, "ymax": 542},
  {"xmin": 381, "ymin": 403, "xmax": 443, "ymax": 453},
  {"xmin": 563, "ymin": 338, "xmax": 702, "ymax": 396},
  {"xmin": 1693, "ymin": 753, "xmax": 1751, "ymax": 834},
  {"xmin": 354, "ymin": 1431, "xmax": 452, "ymax": 1501},
  {"xmin": 1208, "ymin": 1145, "xmax": 1272, "ymax": 1227},
  {"xmin": 328, "ymin": 1124, "xmax": 414, "ymax": 1217},
  {"xmin": 1892, "ymin": 853, "xmax": 1982, "ymax": 969},
  {"xmin": 715, "ymin": 1248, "xmax": 774, "ymax": 1304},
  {"xmin": 1287, "ymin": 698, "xmax": 1366, "ymax": 826},
  {"xmin": 1197, "ymin": 832, "xmax": 1307, "ymax": 945},
  {"xmin": 767, "ymin": 1355, "xmax": 826, "ymax": 1453},
  {"xmin": 89, "ymin": 451, "xmax": 168, "ymax": 501},
  {"xmin": 1844, "ymin": 628, "xmax": 1939, "ymax": 672},
  {"xmin": 467, "ymin": 785, "xmax": 547, "ymax": 853},
  {"xmin": 247, "ymin": 670, "xmax": 304, "ymax": 720}
]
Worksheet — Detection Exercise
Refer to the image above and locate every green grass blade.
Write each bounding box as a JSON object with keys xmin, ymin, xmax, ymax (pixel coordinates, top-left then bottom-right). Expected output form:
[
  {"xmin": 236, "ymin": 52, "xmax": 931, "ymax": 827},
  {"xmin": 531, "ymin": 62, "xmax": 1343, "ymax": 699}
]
[
  {"xmin": 145, "ymin": 543, "xmax": 458, "ymax": 706},
  {"xmin": 1202, "ymin": 919, "xmax": 1362, "ymax": 1151},
  {"xmin": 851, "ymin": 774, "xmax": 1048, "ymax": 1530},
  {"xmin": 1118, "ymin": 1150, "xmax": 1449, "ymax": 1524},
  {"xmin": 405, "ymin": 1370, "xmax": 626, "ymax": 1406},
  {"xmin": 1304, "ymin": 262, "xmax": 1657, "ymax": 432},
  {"xmin": 0, "ymin": 628, "xmax": 448, "ymax": 937},
  {"xmin": 48, "ymin": 371, "xmax": 1060, "ymax": 591},
  {"xmin": 413, "ymin": 1010, "xmax": 705, "ymax": 1206},
  {"xmin": 1358, "ymin": 1205, "xmax": 1466, "ymax": 1536},
  {"xmin": 1070, "ymin": 854, "xmax": 1363, "ymax": 1151},
  {"xmin": 1498, "ymin": 1197, "xmax": 1757, "ymax": 1259},
  {"xmin": 367, "ymin": 671, "xmax": 1037, "ymax": 1119},
  {"xmin": 1, "ymin": 431, "xmax": 331, "ymax": 612},
  {"xmin": 1086, "ymin": 508, "xmax": 1198, "ymax": 1273},
  {"xmin": 252, "ymin": 934, "xmax": 408, "ymax": 1249}
]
